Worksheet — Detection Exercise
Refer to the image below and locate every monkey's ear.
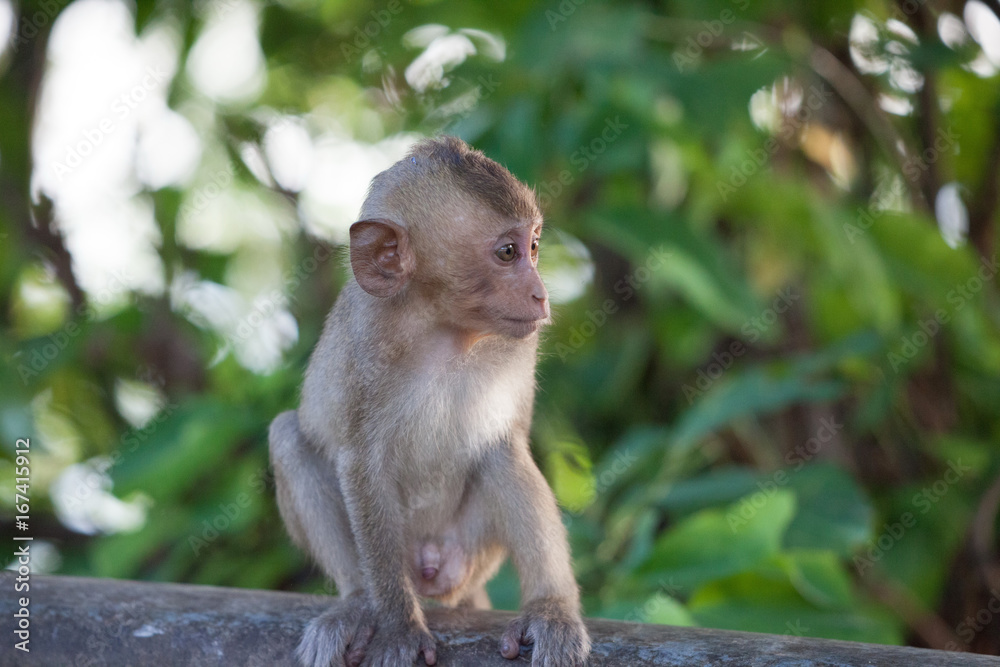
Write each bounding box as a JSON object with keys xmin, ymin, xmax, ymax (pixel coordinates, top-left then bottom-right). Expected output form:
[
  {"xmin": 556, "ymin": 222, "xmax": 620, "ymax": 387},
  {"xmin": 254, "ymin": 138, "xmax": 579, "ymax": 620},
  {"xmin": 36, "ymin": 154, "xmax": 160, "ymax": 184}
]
[{"xmin": 349, "ymin": 219, "xmax": 415, "ymax": 298}]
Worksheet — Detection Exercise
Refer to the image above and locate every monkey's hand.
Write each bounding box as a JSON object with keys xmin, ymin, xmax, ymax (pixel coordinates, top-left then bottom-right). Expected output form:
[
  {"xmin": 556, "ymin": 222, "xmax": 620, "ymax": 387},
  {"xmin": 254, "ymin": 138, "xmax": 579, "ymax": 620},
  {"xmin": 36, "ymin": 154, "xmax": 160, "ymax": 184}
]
[
  {"xmin": 359, "ymin": 619, "xmax": 437, "ymax": 667},
  {"xmin": 500, "ymin": 597, "xmax": 591, "ymax": 667},
  {"xmin": 296, "ymin": 593, "xmax": 378, "ymax": 667}
]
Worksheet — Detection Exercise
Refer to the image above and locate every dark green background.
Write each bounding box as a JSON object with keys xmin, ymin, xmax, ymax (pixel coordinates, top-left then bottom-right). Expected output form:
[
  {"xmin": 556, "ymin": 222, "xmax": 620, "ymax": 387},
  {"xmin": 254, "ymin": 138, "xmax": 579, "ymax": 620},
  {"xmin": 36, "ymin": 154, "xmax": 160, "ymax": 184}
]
[{"xmin": 2, "ymin": 0, "xmax": 999, "ymax": 656}]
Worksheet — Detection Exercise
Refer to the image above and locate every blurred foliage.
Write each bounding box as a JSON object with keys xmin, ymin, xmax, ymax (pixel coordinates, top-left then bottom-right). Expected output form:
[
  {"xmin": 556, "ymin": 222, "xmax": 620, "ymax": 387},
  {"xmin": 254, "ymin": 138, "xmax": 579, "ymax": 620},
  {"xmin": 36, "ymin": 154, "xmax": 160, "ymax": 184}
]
[{"xmin": 1, "ymin": 0, "xmax": 1000, "ymax": 655}]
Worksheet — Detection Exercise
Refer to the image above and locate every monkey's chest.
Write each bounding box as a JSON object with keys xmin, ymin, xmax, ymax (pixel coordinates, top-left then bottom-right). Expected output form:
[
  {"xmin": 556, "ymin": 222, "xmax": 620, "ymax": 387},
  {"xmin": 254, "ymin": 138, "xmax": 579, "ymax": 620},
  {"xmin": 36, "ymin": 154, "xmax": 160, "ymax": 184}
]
[
  {"xmin": 397, "ymin": 363, "xmax": 522, "ymax": 450},
  {"xmin": 392, "ymin": 368, "xmax": 522, "ymax": 510}
]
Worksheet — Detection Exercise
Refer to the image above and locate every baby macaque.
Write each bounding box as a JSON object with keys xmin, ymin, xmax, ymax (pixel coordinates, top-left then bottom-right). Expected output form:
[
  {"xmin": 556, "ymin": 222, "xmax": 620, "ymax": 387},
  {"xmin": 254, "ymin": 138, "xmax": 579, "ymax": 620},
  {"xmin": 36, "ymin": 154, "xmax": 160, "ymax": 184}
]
[{"xmin": 269, "ymin": 136, "xmax": 590, "ymax": 666}]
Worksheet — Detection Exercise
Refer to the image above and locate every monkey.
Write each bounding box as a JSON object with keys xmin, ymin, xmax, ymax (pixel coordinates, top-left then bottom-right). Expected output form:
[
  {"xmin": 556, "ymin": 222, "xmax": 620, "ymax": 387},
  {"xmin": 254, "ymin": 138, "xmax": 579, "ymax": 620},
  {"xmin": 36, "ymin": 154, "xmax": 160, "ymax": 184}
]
[{"xmin": 269, "ymin": 136, "xmax": 591, "ymax": 667}]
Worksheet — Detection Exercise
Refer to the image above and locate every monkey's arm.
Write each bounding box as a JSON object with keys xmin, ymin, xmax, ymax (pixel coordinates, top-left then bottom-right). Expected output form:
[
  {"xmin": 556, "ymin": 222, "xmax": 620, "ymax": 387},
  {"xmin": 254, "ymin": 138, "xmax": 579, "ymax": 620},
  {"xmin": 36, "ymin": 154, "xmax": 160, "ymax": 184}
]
[
  {"xmin": 481, "ymin": 442, "xmax": 590, "ymax": 665},
  {"xmin": 336, "ymin": 445, "xmax": 438, "ymax": 664}
]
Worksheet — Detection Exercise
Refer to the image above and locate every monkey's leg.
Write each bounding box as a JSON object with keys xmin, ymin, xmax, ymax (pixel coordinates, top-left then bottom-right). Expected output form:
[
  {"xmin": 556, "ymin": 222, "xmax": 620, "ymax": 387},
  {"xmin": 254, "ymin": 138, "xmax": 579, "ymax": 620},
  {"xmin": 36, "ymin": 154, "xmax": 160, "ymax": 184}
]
[
  {"xmin": 269, "ymin": 410, "xmax": 363, "ymax": 593},
  {"xmin": 334, "ymin": 445, "xmax": 438, "ymax": 665},
  {"xmin": 455, "ymin": 509, "xmax": 506, "ymax": 611},
  {"xmin": 456, "ymin": 584, "xmax": 492, "ymax": 610},
  {"xmin": 269, "ymin": 411, "xmax": 375, "ymax": 667}
]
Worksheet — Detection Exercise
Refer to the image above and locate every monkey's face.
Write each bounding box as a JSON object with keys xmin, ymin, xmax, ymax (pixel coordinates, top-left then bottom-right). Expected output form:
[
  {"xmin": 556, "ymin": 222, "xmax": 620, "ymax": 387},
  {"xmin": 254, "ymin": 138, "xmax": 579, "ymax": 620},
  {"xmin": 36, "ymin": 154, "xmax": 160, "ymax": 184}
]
[
  {"xmin": 487, "ymin": 223, "xmax": 549, "ymax": 338},
  {"xmin": 434, "ymin": 221, "xmax": 550, "ymax": 341}
]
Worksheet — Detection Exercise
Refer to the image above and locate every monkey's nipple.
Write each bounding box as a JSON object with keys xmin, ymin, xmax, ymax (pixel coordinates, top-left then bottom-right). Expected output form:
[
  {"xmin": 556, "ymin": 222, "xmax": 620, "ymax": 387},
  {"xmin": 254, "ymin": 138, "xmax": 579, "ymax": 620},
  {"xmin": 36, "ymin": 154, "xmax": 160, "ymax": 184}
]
[{"xmin": 421, "ymin": 566, "xmax": 439, "ymax": 580}]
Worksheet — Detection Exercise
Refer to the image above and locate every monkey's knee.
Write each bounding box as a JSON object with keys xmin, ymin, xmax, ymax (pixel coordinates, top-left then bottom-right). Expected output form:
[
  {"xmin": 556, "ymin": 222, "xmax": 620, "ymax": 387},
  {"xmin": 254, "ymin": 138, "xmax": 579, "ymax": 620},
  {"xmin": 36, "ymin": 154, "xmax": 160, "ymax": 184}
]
[
  {"xmin": 269, "ymin": 410, "xmax": 313, "ymax": 495},
  {"xmin": 269, "ymin": 410, "xmax": 303, "ymax": 462},
  {"xmin": 268, "ymin": 410, "xmax": 311, "ymax": 542}
]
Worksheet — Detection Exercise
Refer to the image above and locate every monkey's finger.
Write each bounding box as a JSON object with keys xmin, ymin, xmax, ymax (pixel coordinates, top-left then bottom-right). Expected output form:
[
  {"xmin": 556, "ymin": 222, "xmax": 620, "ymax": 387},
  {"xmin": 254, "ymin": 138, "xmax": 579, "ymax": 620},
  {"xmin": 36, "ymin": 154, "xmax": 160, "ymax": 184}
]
[
  {"xmin": 500, "ymin": 617, "xmax": 530, "ymax": 659},
  {"xmin": 419, "ymin": 631, "xmax": 438, "ymax": 665},
  {"xmin": 297, "ymin": 614, "xmax": 350, "ymax": 667},
  {"xmin": 345, "ymin": 625, "xmax": 374, "ymax": 667},
  {"xmin": 420, "ymin": 645, "xmax": 437, "ymax": 665}
]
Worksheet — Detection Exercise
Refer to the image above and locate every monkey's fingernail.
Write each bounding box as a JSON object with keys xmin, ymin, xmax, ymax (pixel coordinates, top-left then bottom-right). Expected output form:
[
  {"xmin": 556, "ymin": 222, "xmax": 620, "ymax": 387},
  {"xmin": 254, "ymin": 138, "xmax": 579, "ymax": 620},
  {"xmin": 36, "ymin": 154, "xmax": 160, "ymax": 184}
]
[{"xmin": 421, "ymin": 567, "xmax": 438, "ymax": 580}]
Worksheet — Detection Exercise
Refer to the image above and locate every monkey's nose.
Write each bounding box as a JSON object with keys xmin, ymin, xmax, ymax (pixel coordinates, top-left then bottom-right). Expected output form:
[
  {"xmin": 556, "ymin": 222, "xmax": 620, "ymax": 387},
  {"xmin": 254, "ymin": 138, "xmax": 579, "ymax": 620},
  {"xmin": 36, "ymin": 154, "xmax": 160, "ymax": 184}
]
[
  {"xmin": 421, "ymin": 566, "xmax": 438, "ymax": 580},
  {"xmin": 532, "ymin": 293, "xmax": 550, "ymax": 319}
]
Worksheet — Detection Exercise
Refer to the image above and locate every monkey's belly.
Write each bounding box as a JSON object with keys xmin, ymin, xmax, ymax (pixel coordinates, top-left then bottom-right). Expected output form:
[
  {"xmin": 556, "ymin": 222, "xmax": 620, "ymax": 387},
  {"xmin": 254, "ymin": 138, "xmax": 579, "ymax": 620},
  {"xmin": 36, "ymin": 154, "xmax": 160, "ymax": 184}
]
[{"xmin": 411, "ymin": 536, "xmax": 468, "ymax": 598}]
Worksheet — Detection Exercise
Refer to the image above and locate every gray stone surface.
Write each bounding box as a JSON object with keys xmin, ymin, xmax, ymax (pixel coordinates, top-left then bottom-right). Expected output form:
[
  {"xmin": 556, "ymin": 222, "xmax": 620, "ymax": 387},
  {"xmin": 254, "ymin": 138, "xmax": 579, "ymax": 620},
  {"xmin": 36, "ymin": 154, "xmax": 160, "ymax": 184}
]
[{"xmin": 2, "ymin": 574, "xmax": 998, "ymax": 666}]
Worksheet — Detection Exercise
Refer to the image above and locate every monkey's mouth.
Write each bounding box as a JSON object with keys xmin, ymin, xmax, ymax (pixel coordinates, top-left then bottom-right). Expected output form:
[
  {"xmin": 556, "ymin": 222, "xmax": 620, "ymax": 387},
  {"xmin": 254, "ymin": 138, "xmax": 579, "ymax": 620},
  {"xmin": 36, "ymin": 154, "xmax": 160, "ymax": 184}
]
[{"xmin": 501, "ymin": 318, "xmax": 545, "ymax": 337}]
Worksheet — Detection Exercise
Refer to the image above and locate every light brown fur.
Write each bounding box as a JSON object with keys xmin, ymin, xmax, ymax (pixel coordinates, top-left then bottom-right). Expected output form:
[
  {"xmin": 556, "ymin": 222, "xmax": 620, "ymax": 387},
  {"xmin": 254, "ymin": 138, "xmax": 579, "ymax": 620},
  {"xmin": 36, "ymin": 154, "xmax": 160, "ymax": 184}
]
[{"xmin": 269, "ymin": 136, "xmax": 590, "ymax": 667}]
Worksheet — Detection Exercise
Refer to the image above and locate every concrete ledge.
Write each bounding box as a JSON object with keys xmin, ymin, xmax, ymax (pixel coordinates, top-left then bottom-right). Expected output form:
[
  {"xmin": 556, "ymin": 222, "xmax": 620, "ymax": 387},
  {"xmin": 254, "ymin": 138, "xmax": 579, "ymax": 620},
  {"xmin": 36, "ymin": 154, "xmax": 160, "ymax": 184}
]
[{"xmin": 1, "ymin": 574, "xmax": 995, "ymax": 666}]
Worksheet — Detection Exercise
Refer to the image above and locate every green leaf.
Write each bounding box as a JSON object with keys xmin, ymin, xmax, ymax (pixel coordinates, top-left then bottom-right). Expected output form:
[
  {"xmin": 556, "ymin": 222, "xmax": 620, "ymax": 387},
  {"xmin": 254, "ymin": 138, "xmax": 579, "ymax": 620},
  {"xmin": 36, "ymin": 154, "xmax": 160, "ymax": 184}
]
[
  {"xmin": 690, "ymin": 570, "xmax": 902, "ymax": 644},
  {"xmin": 775, "ymin": 551, "xmax": 855, "ymax": 608},
  {"xmin": 659, "ymin": 53, "xmax": 791, "ymax": 133},
  {"xmin": 584, "ymin": 205, "xmax": 760, "ymax": 331},
  {"xmin": 547, "ymin": 441, "xmax": 596, "ymax": 514},
  {"xmin": 111, "ymin": 399, "xmax": 259, "ymax": 500},
  {"xmin": 783, "ymin": 464, "xmax": 873, "ymax": 557},
  {"xmin": 670, "ymin": 333, "xmax": 880, "ymax": 460},
  {"xmin": 639, "ymin": 489, "xmax": 795, "ymax": 591},
  {"xmin": 643, "ymin": 593, "xmax": 698, "ymax": 627},
  {"xmin": 90, "ymin": 507, "xmax": 189, "ymax": 579},
  {"xmin": 656, "ymin": 466, "xmax": 758, "ymax": 514},
  {"xmin": 670, "ymin": 367, "xmax": 844, "ymax": 459}
]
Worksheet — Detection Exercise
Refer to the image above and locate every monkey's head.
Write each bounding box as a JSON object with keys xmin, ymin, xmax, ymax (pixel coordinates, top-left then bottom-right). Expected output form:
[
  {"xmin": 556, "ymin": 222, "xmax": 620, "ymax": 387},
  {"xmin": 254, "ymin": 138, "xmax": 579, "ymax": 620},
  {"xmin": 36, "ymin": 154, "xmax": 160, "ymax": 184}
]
[{"xmin": 349, "ymin": 136, "xmax": 550, "ymax": 340}]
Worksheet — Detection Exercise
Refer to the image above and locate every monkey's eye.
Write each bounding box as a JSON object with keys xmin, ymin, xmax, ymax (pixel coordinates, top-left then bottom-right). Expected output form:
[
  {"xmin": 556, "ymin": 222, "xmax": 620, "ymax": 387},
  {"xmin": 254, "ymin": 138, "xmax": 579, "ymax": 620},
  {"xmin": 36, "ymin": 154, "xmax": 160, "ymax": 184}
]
[
  {"xmin": 496, "ymin": 244, "xmax": 517, "ymax": 262},
  {"xmin": 530, "ymin": 239, "xmax": 539, "ymax": 256}
]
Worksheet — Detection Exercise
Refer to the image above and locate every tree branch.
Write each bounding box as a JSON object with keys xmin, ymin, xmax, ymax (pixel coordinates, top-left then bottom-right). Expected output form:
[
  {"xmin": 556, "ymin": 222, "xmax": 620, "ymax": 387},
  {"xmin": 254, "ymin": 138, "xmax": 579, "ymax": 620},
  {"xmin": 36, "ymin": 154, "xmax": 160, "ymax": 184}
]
[{"xmin": 969, "ymin": 102, "xmax": 1000, "ymax": 258}]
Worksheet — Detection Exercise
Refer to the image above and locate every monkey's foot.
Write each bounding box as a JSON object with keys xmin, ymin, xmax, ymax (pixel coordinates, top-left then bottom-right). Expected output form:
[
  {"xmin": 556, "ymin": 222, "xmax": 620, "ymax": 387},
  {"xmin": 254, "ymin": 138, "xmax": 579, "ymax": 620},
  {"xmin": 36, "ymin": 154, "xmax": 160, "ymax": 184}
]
[
  {"xmin": 360, "ymin": 621, "xmax": 437, "ymax": 667},
  {"xmin": 296, "ymin": 597, "xmax": 377, "ymax": 667},
  {"xmin": 500, "ymin": 597, "xmax": 591, "ymax": 667}
]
